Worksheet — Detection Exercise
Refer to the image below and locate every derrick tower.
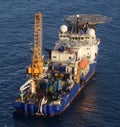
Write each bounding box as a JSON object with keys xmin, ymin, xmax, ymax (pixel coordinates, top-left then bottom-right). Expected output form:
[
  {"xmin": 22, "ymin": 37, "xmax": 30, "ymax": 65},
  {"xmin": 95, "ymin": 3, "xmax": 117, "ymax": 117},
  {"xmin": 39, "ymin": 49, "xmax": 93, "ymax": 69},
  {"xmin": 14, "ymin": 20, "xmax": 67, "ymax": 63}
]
[{"xmin": 27, "ymin": 13, "xmax": 43, "ymax": 79}]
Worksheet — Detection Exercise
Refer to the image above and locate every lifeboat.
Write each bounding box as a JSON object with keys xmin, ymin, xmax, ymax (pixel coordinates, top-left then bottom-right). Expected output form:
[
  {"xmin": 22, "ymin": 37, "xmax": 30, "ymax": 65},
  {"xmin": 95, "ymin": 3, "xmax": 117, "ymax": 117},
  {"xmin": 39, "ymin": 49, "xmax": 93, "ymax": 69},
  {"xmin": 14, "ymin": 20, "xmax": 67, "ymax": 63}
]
[{"xmin": 78, "ymin": 58, "xmax": 88, "ymax": 69}]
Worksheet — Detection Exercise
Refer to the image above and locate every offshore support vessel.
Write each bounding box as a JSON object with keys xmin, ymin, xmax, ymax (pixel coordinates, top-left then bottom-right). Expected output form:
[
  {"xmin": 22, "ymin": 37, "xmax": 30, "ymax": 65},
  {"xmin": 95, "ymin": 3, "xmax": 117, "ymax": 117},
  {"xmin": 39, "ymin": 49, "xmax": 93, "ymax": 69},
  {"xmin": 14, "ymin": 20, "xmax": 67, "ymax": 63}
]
[{"xmin": 13, "ymin": 13, "xmax": 110, "ymax": 116}]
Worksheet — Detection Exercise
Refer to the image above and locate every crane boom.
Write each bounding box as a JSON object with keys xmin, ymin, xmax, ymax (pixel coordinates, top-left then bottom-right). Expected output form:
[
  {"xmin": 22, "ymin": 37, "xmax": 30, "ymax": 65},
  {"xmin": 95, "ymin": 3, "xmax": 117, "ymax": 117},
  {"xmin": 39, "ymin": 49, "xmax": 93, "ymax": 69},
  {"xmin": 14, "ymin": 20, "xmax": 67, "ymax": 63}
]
[
  {"xmin": 34, "ymin": 13, "xmax": 42, "ymax": 61},
  {"xmin": 27, "ymin": 13, "xmax": 43, "ymax": 79}
]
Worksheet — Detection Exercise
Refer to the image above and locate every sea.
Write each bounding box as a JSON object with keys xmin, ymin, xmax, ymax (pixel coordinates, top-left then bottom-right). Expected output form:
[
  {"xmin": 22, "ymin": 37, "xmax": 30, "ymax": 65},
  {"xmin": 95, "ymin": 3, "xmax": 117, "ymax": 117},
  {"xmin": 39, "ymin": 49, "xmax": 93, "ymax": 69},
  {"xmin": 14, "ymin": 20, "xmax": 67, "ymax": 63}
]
[{"xmin": 0, "ymin": 0, "xmax": 120, "ymax": 127}]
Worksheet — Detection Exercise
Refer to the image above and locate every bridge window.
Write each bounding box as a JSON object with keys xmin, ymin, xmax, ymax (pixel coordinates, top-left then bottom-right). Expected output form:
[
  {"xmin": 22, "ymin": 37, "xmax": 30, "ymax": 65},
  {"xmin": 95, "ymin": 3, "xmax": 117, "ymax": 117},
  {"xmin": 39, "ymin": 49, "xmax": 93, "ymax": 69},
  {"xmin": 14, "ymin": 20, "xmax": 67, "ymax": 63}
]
[
  {"xmin": 81, "ymin": 37, "xmax": 84, "ymax": 40},
  {"xmin": 53, "ymin": 56, "xmax": 56, "ymax": 58}
]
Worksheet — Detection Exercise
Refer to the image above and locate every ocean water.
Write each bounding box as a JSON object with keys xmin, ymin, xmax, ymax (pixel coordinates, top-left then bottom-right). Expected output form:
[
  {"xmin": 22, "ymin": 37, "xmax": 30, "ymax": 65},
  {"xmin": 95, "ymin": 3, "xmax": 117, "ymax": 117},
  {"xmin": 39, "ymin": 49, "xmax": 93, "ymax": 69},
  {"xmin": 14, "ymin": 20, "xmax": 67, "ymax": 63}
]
[{"xmin": 0, "ymin": 0, "xmax": 120, "ymax": 127}]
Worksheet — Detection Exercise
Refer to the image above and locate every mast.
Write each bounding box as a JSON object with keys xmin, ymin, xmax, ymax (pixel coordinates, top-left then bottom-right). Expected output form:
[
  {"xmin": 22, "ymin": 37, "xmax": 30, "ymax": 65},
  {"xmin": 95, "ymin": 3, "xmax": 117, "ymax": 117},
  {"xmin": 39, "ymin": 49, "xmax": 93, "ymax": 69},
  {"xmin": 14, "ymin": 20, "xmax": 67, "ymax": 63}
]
[{"xmin": 27, "ymin": 13, "xmax": 43, "ymax": 80}]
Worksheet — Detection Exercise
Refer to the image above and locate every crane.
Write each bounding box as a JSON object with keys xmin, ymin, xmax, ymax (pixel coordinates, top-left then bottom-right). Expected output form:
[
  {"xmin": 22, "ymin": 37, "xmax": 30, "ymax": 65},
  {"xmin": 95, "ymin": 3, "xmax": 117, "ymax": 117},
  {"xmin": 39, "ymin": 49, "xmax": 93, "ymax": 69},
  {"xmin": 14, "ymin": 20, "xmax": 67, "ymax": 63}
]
[{"xmin": 27, "ymin": 13, "xmax": 43, "ymax": 80}]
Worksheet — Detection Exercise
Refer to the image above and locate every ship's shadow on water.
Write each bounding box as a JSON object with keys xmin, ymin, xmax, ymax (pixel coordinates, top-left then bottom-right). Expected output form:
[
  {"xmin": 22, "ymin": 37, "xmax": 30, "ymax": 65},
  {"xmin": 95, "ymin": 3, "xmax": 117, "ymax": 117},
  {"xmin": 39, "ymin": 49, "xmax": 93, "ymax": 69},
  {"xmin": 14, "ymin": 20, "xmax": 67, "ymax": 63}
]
[
  {"xmin": 13, "ymin": 76, "xmax": 100, "ymax": 127},
  {"xmin": 13, "ymin": 112, "xmax": 63, "ymax": 127}
]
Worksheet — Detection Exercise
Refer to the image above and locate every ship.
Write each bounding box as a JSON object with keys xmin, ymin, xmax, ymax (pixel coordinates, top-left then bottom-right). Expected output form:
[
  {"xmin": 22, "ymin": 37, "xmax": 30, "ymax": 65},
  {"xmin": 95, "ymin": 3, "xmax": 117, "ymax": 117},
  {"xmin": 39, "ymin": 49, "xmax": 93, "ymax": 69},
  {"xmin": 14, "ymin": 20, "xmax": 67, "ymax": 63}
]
[{"xmin": 13, "ymin": 13, "xmax": 110, "ymax": 116}]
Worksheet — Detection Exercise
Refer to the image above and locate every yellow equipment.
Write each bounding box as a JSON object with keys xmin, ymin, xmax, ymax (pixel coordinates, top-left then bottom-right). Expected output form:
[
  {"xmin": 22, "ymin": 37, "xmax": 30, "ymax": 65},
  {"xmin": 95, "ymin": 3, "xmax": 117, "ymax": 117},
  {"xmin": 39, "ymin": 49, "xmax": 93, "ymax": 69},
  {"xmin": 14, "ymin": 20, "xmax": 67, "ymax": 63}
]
[{"xmin": 27, "ymin": 13, "xmax": 43, "ymax": 79}]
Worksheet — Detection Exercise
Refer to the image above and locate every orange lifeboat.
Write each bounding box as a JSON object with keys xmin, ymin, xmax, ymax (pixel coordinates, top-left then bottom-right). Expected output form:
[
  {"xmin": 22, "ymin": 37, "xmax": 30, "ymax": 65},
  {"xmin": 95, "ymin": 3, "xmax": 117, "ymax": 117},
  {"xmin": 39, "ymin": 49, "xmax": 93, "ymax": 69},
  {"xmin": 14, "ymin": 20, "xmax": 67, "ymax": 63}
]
[{"xmin": 78, "ymin": 58, "xmax": 88, "ymax": 69}]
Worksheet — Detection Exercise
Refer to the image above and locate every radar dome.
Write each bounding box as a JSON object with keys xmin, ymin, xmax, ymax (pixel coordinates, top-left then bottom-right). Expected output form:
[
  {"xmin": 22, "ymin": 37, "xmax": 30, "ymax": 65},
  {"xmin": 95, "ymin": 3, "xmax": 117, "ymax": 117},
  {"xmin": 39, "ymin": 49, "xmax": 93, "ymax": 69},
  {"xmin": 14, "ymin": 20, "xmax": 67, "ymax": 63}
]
[
  {"xmin": 60, "ymin": 25, "xmax": 68, "ymax": 33},
  {"xmin": 87, "ymin": 28, "xmax": 95, "ymax": 36}
]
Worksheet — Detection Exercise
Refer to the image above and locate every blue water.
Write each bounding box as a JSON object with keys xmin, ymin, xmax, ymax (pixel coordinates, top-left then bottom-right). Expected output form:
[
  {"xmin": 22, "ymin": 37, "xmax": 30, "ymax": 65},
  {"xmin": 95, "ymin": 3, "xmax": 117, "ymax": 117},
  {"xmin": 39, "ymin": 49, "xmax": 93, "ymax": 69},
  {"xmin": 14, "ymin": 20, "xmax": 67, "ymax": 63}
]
[{"xmin": 0, "ymin": 0, "xmax": 120, "ymax": 127}]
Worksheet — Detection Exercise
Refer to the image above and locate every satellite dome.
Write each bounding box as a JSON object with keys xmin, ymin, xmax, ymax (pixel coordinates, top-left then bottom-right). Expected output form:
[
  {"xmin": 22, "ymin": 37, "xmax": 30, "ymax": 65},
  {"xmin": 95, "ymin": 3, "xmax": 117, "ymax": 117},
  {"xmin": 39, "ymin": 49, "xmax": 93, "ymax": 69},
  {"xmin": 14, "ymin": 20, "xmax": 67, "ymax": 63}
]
[
  {"xmin": 87, "ymin": 28, "xmax": 95, "ymax": 36},
  {"xmin": 60, "ymin": 25, "xmax": 68, "ymax": 33}
]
